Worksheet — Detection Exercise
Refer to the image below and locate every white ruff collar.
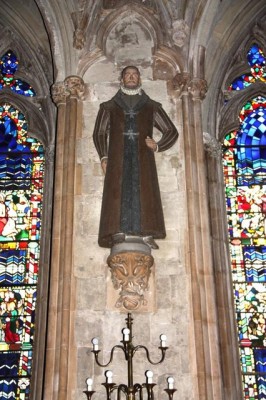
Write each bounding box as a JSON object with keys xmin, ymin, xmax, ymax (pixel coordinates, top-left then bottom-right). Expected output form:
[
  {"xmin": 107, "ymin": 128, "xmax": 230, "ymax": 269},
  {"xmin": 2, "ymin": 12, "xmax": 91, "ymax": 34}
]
[{"xmin": 120, "ymin": 85, "xmax": 142, "ymax": 95}]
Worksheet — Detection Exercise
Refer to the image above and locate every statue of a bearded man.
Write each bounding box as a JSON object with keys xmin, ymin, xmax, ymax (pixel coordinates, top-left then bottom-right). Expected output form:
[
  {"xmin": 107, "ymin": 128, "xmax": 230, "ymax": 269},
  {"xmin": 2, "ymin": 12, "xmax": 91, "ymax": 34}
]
[{"xmin": 93, "ymin": 66, "xmax": 178, "ymax": 249}]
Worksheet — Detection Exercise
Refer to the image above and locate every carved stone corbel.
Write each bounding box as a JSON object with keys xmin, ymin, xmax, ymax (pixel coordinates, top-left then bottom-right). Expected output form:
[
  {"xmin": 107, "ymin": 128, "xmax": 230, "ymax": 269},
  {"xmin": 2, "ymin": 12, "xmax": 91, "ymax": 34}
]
[{"xmin": 106, "ymin": 241, "xmax": 155, "ymax": 311}]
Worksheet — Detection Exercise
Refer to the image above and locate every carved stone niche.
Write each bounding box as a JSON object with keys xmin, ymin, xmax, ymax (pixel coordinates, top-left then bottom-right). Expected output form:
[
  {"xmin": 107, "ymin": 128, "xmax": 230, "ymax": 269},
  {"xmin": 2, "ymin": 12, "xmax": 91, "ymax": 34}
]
[{"xmin": 106, "ymin": 240, "xmax": 155, "ymax": 312}]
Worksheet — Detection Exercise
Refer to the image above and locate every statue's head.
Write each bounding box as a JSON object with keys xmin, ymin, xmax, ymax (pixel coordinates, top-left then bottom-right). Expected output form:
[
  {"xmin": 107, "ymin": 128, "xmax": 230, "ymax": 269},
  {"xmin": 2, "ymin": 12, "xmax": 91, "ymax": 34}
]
[{"xmin": 121, "ymin": 66, "xmax": 141, "ymax": 89}]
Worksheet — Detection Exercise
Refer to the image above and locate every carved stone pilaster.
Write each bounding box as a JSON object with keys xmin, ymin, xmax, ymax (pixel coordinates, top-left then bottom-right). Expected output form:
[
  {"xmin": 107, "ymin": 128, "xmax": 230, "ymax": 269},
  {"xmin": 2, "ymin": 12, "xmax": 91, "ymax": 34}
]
[
  {"xmin": 107, "ymin": 250, "xmax": 154, "ymax": 311},
  {"xmin": 188, "ymin": 78, "xmax": 208, "ymax": 101},
  {"xmin": 203, "ymin": 132, "xmax": 222, "ymax": 158},
  {"xmin": 64, "ymin": 76, "xmax": 85, "ymax": 99}
]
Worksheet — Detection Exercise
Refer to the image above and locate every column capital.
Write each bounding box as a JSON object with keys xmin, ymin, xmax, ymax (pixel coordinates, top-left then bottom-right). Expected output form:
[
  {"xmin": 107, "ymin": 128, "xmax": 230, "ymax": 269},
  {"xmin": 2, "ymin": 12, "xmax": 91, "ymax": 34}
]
[
  {"xmin": 51, "ymin": 82, "xmax": 68, "ymax": 106},
  {"xmin": 188, "ymin": 77, "xmax": 208, "ymax": 100},
  {"xmin": 64, "ymin": 75, "xmax": 85, "ymax": 99},
  {"xmin": 169, "ymin": 74, "xmax": 207, "ymax": 100},
  {"xmin": 169, "ymin": 72, "xmax": 191, "ymax": 98}
]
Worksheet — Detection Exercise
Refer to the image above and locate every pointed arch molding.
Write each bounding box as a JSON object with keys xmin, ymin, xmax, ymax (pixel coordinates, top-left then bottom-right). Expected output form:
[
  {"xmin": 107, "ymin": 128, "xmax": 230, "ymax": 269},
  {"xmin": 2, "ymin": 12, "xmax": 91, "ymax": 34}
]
[
  {"xmin": 79, "ymin": 4, "xmax": 182, "ymax": 77},
  {"xmin": 219, "ymin": 83, "xmax": 266, "ymax": 141},
  {"xmin": 0, "ymin": 91, "xmax": 51, "ymax": 145},
  {"xmin": 96, "ymin": 4, "xmax": 163, "ymax": 54},
  {"xmin": 0, "ymin": 27, "xmax": 53, "ymax": 96}
]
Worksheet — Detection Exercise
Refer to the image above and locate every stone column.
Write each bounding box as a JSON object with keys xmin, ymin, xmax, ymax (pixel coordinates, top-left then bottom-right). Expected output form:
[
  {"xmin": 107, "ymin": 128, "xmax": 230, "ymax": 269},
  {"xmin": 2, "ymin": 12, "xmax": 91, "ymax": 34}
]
[
  {"xmin": 204, "ymin": 132, "xmax": 243, "ymax": 399},
  {"xmin": 44, "ymin": 76, "xmax": 85, "ymax": 400},
  {"xmin": 171, "ymin": 72, "xmax": 223, "ymax": 399}
]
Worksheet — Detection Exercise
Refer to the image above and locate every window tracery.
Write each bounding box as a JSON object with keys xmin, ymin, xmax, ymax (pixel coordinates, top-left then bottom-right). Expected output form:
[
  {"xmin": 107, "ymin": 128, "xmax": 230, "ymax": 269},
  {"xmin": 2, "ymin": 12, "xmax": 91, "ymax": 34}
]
[
  {"xmin": 223, "ymin": 43, "xmax": 266, "ymax": 399},
  {"xmin": 0, "ymin": 51, "xmax": 44, "ymax": 400}
]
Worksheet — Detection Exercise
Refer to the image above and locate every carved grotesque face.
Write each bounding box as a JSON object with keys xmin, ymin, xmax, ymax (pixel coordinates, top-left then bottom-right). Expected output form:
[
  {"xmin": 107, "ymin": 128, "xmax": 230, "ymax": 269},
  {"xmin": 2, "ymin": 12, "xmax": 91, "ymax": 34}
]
[{"xmin": 122, "ymin": 67, "xmax": 140, "ymax": 89}]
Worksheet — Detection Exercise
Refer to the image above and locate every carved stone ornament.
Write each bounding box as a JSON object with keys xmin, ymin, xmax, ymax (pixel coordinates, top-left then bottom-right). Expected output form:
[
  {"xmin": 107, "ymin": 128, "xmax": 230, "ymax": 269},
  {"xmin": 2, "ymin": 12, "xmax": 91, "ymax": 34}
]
[
  {"xmin": 172, "ymin": 20, "xmax": 189, "ymax": 47},
  {"xmin": 188, "ymin": 78, "xmax": 208, "ymax": 100},
  {"xmin": 51, "ymin": 82, "xmax": 69, "ymax": 105},
  {"xmin": 44, "ymin": 144, "xmax": 55, "ymax": 164},
  {"xmin": 107, "ymin": 251, "xmax": 154, "ymax": 311},
  {"xmin": 64, "ymin": 76, "xmax": 85, "ymax": 99},
  {"xmin": 203, "ymin": 131, "xmax": 222, "ymax": 158},
  {"xmin": 73, "ymin": 28, "xmax": 86, "ymax": 50},
  {"xmin": 171, "ymin": 72, "xmax": 191, "ymax": 98}
]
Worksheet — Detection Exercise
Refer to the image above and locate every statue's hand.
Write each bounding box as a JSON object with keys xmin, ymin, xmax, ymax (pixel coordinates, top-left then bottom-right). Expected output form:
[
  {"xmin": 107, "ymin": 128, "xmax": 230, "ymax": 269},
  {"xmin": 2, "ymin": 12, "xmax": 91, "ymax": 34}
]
[
  {"xmin": 145, "ymin": 136, "xmax": 158, "ymax": 152},
  {"xmin": 101, "ymin": 158, "xmax": 108, "ymax": 175}
]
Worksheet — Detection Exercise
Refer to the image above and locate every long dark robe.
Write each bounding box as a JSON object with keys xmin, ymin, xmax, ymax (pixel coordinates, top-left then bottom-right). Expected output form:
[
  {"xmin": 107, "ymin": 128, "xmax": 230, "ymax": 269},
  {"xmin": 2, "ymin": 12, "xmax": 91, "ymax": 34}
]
[{"xmin": 93, "ymin": 89, "xmax": 178, "ymax": 248}]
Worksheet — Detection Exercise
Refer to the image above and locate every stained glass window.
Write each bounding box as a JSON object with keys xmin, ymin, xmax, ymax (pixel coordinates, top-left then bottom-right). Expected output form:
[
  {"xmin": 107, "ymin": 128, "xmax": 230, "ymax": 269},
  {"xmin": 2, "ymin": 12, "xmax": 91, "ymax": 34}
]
[
  {"xmin": 228, "ymin": 44, "xmax": 266, "ymax": 91},
  {"xmin": 0, "ymin": 103, "xmax": 44, "ymax": 399},
  {"xmin": 223, "ymin": 95, "xmax": 266, "ymax": 399},
  {"xmin": 0, "ymin": 51, "xmax": 36, "ymax": 97}
]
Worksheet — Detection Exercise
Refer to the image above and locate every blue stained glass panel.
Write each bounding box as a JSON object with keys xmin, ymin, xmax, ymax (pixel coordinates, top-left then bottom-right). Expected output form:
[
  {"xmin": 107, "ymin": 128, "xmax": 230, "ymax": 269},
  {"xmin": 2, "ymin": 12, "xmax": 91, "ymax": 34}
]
[
  {"xmin": 223, "ymin": 95, "xmax": 266, "ymax": 399},
  {"xmin": 229, "ymin": 44, "xmax": 266, "ymax": 90},
  {"xmin": 0, "ymin": 103, "xmax": 44, "ymax": 399},
  {"xmin": 0, "ymin": 51, "xmax": 36, "ymax": 97}
]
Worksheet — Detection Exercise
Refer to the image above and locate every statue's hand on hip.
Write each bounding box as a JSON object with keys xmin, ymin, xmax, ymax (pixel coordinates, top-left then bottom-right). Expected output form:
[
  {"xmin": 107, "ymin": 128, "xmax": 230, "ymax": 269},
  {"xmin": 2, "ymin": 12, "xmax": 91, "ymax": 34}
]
[
  {"xmin": 101, "ymin": 158, "xmax": 108, "ymax": 175},
  {"xmin": 145, "ymin": 136, "xmax": 158, "ymax": 152}
]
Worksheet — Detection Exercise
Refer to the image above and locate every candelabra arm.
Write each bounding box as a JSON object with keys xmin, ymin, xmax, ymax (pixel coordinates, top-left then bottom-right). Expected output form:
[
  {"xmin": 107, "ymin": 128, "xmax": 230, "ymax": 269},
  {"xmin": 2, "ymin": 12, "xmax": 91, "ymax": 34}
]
[
  {"xmin": 143, "ymin": 383, "xmax": 156, "ymax": 400},
  {"xmin": 92, "ymin": 345, "xmax": 125, "ymax": 367},
  {"xmin": 83, "ymin": 390, "xmax": 96, "ymax": 400},
  {"xmin": 102, "ymin": 382, "xmax": 117, "ymax": 400},
  {"xmin": 117, "ymin": 384, "xmax": 128, "ymax": 400},
  {"xmin": 134, "ymin": 345, "xmax": 168, "ymax": 365},
  {"xmin": 134, "ymin": 383, "xmax": 143, "ymax": 399},
  {"xmin": 164, "ymin": 388, "xmax": 177, "ymax": 400}
]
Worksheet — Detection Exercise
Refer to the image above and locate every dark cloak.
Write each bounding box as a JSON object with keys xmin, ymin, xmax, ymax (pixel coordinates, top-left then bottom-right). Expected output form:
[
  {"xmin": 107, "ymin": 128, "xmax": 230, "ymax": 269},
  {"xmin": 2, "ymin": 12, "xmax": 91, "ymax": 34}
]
[{"xmin": 93, "ymin": 89, "xmax": 178, "ymax": 248}]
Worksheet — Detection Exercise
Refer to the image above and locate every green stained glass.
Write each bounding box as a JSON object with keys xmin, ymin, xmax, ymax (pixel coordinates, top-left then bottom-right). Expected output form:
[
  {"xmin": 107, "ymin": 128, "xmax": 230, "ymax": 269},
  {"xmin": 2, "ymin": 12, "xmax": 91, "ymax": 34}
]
[
  {"xmin": 0, "ymin": 103, "xmax": 44, "ymax": 399},
  {"xmin": 223, "ymin": 95, "xmax": 266, "ymax": 399}
]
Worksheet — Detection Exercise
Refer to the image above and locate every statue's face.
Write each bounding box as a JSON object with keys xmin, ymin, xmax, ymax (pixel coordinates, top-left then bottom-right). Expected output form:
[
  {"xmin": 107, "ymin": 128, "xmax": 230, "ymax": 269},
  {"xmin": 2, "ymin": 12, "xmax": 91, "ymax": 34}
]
[{"xmin": 122, "ymin": 67, "xmax": 140, "ymax": 89}]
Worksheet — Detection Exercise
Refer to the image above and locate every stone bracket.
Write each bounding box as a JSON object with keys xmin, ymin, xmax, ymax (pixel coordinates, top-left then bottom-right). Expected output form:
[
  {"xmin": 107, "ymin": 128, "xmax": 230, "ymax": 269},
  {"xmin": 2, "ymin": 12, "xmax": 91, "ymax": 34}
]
[{"xmin": 107, "ymin": 249, "xmax": 154, "ymax": 311}]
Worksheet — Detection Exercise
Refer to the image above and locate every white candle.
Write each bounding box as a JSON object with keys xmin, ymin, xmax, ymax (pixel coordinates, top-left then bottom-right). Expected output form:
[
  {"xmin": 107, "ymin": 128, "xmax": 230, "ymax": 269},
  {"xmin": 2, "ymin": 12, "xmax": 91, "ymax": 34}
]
[
  {"xmin": 91, "ymin": 337, "xmax": 99, "ymax": 351},
  {"xmin": 160, "ymin": 334, "xmax": 167, "ymax": 348},
  {"xmin": 86, "ymin": 378, "xmax": 93, "ymax": 391},
  {"xmin": 146, "ymin": 370, "xmax": 153, "ymax": 384},
  {"xmin": 167, "ymin": 376, "xmax": 174, "ymax": 390},
  {"xmin": 122, "ymin": 328, "xmax": 130, "ymax": 342},
  {"xmin": 106, "ymin": 370, "xmax": 113, "ymax": 384}
]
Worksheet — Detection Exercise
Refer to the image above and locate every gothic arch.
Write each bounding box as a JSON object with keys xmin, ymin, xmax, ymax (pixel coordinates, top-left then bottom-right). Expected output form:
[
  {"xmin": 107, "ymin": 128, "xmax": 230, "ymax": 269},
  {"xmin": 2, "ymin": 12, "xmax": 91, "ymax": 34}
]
[
  {"xmin": 96, "ymin": 4, "xmax": 163, "ymax": 57},
  {"xmin": 205, "ymin": 37, "xmax": 266, "ymax": 399},
  {"xmin": 224, "ymin": 29, "xmax": 266, "ymax": 92},
  {"xmin": 80, "ymin": 3, "xmax": 183, "ymax": 80},
  {"xmin": 0, "ymin": 91, "xmax": 51, "ymax": 145},
  {"xmin": 34, "ymin": 0, "xmax": 78, "ymax": 80},
  {"xmin": 219, "ymin": 84, "xmax": 266, "ymax": 141},
  {"xmin": 0, "ymin": 27, "xmax": 53, "ymax": 92},
  {"xmin": 0, "ymin": 34, "xmax": 56, "ymax": 145},
  {"xmin": 201, "ymin": 9, "xmax": 266, "ymax": 140},
  {"xmin": 0, "ymin": 97, "xmax": 54, "ymax": 400}
]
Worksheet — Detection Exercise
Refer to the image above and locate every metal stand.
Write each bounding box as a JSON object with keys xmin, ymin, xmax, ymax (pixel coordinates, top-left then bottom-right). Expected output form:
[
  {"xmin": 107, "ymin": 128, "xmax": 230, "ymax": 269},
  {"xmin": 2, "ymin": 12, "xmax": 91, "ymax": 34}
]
[{"xmin": 85, "ymin": 313, "xmax": 176, "ymax": 399}]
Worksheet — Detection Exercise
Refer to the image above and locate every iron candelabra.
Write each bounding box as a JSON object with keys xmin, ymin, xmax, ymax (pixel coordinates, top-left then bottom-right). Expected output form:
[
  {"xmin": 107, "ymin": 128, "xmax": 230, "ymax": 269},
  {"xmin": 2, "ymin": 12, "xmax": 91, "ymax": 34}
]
[{"xmin": 84, "ymin": 313, "xmax": 176, "ymax": 400}]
